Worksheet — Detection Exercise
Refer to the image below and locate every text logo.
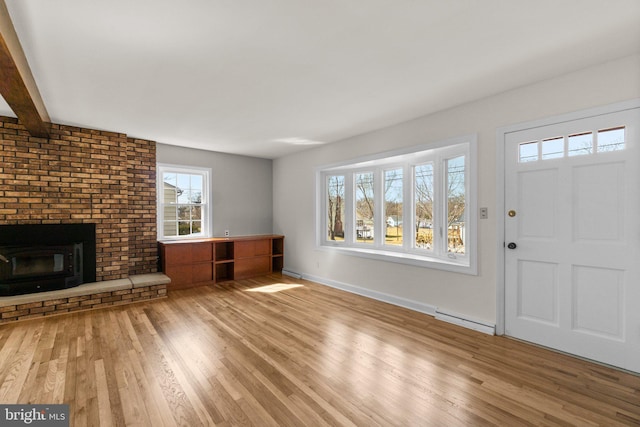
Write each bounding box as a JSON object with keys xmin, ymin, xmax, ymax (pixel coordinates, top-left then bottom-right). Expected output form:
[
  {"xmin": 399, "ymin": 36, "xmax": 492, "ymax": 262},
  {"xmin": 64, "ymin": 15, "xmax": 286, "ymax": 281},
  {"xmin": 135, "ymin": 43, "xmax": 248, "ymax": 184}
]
[{"xmin": 0, "ymin": 405, "xmax": 69, "ymax": 426}]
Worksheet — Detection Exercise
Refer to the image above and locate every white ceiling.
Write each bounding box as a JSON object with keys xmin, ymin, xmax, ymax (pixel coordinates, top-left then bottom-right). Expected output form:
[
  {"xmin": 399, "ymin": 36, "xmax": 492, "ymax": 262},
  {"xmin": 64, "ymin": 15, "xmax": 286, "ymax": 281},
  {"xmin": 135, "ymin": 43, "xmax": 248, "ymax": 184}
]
[{"xmin": 2, "ymin": 1, "xmax": 639, "ymax": 159}]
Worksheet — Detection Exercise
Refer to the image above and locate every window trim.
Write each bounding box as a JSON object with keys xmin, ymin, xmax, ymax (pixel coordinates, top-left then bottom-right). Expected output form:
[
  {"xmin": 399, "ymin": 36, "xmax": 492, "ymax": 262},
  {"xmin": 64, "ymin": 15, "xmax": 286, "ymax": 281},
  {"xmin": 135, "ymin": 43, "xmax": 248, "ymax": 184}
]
[
  {"xmin": 157, "ymin": 163, "xmax": 212, "ymax": 240},
  {"xmin": 316, "ymin": 135, "xmax": 477, "ymax": 275}
]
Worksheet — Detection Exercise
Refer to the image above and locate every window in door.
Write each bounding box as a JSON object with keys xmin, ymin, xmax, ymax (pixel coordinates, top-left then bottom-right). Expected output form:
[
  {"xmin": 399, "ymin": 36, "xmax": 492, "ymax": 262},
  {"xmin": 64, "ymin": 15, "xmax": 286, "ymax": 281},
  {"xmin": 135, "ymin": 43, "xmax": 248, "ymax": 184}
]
[{"xmin": 518, "ymin": 126, "xmax": 626, "ymax": 163}]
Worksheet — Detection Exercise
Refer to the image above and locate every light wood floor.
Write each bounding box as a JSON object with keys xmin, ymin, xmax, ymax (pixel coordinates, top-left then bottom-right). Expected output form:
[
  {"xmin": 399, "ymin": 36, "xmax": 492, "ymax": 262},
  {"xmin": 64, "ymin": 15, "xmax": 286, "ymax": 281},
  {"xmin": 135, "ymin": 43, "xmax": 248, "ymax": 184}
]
[{"xmin": 0, "ymin": 274, "xmax": 638, "ymax": 426}]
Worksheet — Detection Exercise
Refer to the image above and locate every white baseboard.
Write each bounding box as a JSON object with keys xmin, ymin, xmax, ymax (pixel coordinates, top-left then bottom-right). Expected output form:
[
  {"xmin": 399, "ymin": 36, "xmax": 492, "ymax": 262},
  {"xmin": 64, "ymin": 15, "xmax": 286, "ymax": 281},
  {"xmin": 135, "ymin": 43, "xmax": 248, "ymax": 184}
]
[
  {"xmin": 291, "ymin": 271, "xmax": 495, "ymax": 335},
  {"xmin": 301, "ymin": 273, "xmax": 437, "ymax": 316}
]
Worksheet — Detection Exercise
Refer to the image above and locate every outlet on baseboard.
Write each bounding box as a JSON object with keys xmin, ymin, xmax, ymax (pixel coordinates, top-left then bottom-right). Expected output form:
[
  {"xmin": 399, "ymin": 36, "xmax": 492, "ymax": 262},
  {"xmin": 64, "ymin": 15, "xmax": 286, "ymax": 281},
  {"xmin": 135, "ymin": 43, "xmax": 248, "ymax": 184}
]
[{"xmin": 224, "ymin": 230, "xmax": 230, "ymax": 237}]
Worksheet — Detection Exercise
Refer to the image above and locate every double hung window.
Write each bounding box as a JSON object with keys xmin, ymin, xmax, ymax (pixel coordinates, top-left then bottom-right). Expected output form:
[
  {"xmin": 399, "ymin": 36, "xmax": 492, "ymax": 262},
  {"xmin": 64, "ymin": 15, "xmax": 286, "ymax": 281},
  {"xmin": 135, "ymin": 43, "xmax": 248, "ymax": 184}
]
[{"xmin": 157, "ymin": 164, "xmax": 211, "ymax": 239}]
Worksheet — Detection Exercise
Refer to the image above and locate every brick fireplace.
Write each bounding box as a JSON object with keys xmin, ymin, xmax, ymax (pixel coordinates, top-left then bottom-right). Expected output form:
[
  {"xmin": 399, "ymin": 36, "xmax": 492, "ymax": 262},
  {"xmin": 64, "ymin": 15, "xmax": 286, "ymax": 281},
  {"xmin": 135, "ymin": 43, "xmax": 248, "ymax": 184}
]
[
  {"xmin": 0, "ymin": 116, "xmax": 157, "ymax": 279},
  {"xmin": 0, "ymin": 116, "xmax": 165, "ymax": 320}
]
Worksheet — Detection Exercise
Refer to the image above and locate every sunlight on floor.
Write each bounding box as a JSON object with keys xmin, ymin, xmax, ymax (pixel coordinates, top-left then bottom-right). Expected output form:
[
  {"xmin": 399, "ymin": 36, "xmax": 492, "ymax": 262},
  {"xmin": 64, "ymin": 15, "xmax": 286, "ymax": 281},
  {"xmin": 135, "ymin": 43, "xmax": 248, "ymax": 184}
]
[{"xmin": 245, "ymin": 283, "xmax": 304, "ymax": 293}]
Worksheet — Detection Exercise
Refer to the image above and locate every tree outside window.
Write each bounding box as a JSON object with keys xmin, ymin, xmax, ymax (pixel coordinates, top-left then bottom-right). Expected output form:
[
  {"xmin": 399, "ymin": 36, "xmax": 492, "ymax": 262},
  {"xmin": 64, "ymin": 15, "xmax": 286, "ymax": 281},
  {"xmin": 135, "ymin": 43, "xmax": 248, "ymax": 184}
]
[
  {"xmin": 355, "ymin": 172, "xmax": 374, "ymax": 243},
  {"xmin": 446, "ymin": 156, "xmax": 465, "ymax": 254},
  {"xmin": 327, "ymin": 175, "xmax": 345, "ymax": 241},
  {"xmin": 414, "ymin": 163, "xmax": 434, "ymax": 251},
  {"xmin": 384, "ymin": 168, "xmax": 403, "ymax": 246}
]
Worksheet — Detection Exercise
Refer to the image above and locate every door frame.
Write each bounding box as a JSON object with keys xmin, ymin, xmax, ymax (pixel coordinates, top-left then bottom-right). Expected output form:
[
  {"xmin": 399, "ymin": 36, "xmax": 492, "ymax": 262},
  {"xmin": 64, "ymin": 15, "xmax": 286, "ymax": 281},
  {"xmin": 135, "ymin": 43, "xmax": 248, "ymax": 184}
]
[{"xmin": 495, "ymin": 98, "xmax": 640, "ymax": 336}]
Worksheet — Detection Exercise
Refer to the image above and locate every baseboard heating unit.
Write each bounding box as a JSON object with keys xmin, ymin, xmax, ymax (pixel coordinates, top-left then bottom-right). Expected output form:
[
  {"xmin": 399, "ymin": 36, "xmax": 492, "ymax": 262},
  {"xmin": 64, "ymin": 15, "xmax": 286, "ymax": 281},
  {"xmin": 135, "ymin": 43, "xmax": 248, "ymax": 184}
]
[
  {"xmin": 435, "ymin": 308, "xmax": 495, "ymax": 335},
  {"xmin": 282, "ymin": 269, "xmax": 302, "ymax": 279}
]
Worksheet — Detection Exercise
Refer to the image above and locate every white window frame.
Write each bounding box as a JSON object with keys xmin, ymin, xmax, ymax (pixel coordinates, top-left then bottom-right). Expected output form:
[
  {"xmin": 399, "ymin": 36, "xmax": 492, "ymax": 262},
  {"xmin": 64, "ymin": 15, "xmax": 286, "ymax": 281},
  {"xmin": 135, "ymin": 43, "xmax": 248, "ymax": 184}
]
[
  {"xmin": 157, "ymin": 163, "xmax": 212, "ymax": 240},
  {"xmin": 316, "ymin": 135, "xmax": 477, "ymax": 275}
]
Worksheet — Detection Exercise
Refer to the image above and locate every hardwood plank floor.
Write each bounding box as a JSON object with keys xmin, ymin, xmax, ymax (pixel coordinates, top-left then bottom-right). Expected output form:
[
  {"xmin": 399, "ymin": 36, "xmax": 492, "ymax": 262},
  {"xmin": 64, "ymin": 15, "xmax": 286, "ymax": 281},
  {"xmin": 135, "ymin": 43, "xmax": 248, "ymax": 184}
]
[{"xmin": 0, "ymin": 274, "xmax": 638, "ymax": 426}]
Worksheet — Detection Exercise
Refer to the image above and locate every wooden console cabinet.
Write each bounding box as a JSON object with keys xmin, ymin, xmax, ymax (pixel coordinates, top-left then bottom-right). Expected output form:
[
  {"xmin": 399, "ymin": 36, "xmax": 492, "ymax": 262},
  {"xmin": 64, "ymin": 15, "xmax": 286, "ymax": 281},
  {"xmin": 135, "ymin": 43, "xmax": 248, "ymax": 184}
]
[{"xmin": 158, "ymin": 235, "xmax": 284, "ymax": 290}]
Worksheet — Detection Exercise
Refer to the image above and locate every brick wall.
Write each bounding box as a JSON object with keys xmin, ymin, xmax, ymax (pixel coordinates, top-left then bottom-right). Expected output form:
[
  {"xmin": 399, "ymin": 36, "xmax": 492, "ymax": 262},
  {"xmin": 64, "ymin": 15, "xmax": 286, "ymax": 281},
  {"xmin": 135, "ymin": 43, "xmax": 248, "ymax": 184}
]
[
  {"xmin": 0, "ymin": 116, "xmax": 157, "ymax": 281},
  {"xmin": 127, "ymin": 138, "xmax": 158, "ymax": 275}
]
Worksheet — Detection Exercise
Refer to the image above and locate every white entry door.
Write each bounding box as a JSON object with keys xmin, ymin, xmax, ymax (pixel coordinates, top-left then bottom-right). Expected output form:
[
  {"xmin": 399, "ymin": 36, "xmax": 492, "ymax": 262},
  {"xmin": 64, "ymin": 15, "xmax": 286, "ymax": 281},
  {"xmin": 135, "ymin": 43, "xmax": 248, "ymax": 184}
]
[{"xmin": 504, "ymin": 106, "xmax": 640, "ymax": 373}]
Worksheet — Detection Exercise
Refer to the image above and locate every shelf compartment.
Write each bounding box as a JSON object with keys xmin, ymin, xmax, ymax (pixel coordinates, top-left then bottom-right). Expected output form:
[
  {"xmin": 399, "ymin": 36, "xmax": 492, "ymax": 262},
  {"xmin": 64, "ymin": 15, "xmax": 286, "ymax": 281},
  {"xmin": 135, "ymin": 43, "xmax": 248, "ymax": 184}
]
[
  {"xmin": 272, "ymin": 237, "xmax": 284, "ymax": 256},
  {"xmin": 272, "ymin": 255, "xmax": 283, "ymax": 273},
  {"xmin": 215, "ymin": 262, "xmax": 234, "ymax": 282},
  {"xmin": 214, "ymin": 241, "xmax": 234, "ymax": 261}
]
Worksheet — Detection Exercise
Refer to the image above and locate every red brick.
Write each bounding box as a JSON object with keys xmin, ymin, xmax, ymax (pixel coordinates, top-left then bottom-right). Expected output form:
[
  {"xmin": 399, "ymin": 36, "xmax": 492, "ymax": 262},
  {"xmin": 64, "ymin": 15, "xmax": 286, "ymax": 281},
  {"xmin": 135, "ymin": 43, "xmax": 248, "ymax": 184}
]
[
  {"xmin": 81, "ymin": 299, "xmax": 102, "ymax": 307},
  {"xmin": 29, "ymin": 306, "xmax": 55, "ymax": 314},
  {"xmin": 17, "ymin": 301, "xmax": 43, "ymax": 310},
  {"xmin": 2, "ymin": 309, "xmax": 29, "ymax": 319},
  {"xmin": 56, "ymin": 302, "xmax": 79, "ymax": 310}
]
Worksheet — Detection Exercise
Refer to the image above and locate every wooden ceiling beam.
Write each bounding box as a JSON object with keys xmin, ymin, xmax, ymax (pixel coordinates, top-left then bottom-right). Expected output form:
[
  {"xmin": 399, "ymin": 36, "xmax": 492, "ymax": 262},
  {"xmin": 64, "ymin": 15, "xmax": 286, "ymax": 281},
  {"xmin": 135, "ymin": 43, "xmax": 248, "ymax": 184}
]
[{"xmin": 0, "ymin": 0, "xmax": 50, "ymax": 138}]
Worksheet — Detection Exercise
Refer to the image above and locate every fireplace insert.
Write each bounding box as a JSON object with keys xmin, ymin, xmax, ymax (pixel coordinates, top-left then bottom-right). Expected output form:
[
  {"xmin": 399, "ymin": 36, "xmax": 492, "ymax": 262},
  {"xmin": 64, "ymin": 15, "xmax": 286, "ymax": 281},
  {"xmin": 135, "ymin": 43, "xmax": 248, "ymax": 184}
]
[
  {"xmin": 0, "ymin": 244, "xmax": 83, "ymax": 295},
  {"xmin": 0, "ymin": 223, "xmax": 96, "ymax": 296}
]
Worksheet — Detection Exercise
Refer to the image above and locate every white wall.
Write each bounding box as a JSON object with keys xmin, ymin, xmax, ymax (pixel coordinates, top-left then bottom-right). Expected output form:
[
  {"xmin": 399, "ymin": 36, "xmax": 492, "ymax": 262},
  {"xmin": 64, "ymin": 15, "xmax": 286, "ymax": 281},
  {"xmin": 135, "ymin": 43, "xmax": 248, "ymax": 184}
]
[
  {"xmin": 157, "ymin": 143, "xmax": 273, "ymax": 237},
  {"xmin": 273, "ymin": 54, "xmax": 640, "ymax": 325}
]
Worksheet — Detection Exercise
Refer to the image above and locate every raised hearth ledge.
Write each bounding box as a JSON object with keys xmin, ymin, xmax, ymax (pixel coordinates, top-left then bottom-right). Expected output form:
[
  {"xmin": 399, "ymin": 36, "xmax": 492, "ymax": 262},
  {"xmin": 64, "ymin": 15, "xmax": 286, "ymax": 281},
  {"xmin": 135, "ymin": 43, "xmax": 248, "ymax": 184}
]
[{"xmin": 0, "ymin": 273, "xmax": 170, "ymax": 324}]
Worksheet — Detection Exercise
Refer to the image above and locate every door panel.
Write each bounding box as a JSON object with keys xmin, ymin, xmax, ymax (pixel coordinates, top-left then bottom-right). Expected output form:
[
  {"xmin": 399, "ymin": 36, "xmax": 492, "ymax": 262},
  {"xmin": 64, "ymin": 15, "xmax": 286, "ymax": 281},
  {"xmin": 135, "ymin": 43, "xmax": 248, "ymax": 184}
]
[
  {"xmin": 572, "ymin": 265, "xmax": 623, "ymax": 339},
  {"xmin": 504, "ymin": 107, "xmax": 640, "ymax": 372},
  {"xmin": 518, "ymin": 169, "xmax": 558, "ymax": 238},
  {"xmin": 518, "ymin": 260, "xmax": 558, "ymax": 325},
  {"xmin": 573, "ymin": 162, "xmax": 623, "ymax": 241}
]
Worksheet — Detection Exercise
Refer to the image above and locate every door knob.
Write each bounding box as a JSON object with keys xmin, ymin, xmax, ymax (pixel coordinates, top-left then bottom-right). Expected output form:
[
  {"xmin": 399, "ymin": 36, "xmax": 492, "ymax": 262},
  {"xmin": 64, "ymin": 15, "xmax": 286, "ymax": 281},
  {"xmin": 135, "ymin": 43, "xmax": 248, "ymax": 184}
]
[{"xmin": 507, "ymin": 242, "xmax": 517, "ymax": 249}]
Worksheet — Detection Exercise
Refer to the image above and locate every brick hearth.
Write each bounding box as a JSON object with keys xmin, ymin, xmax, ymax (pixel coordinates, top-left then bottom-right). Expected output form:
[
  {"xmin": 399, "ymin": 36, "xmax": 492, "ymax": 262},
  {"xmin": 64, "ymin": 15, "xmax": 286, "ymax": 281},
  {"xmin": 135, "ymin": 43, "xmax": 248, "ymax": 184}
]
[{"xmin": 0, "ymin": 273, "xmax": 169, "ymax": 324}]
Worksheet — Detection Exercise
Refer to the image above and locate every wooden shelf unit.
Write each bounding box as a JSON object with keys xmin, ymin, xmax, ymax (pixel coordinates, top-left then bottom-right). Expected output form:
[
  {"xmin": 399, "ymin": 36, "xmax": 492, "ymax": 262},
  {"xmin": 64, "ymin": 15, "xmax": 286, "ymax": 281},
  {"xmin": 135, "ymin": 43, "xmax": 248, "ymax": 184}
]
[{"xmin": 158, "ymin": 235, "xmax": 284, "ymax": 290}]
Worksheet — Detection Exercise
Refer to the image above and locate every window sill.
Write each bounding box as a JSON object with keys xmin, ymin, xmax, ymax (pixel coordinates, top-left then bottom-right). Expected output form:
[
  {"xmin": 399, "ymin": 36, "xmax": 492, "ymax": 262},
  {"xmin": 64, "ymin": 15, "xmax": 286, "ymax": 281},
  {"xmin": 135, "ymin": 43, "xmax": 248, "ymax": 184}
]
[
  {"xmin": 158, "ymin": 235, "xmax": 212, "ymax": 242},
  {"xmin": 317, "ymin": 244, "xmax": 477, "ymax": 275}
]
